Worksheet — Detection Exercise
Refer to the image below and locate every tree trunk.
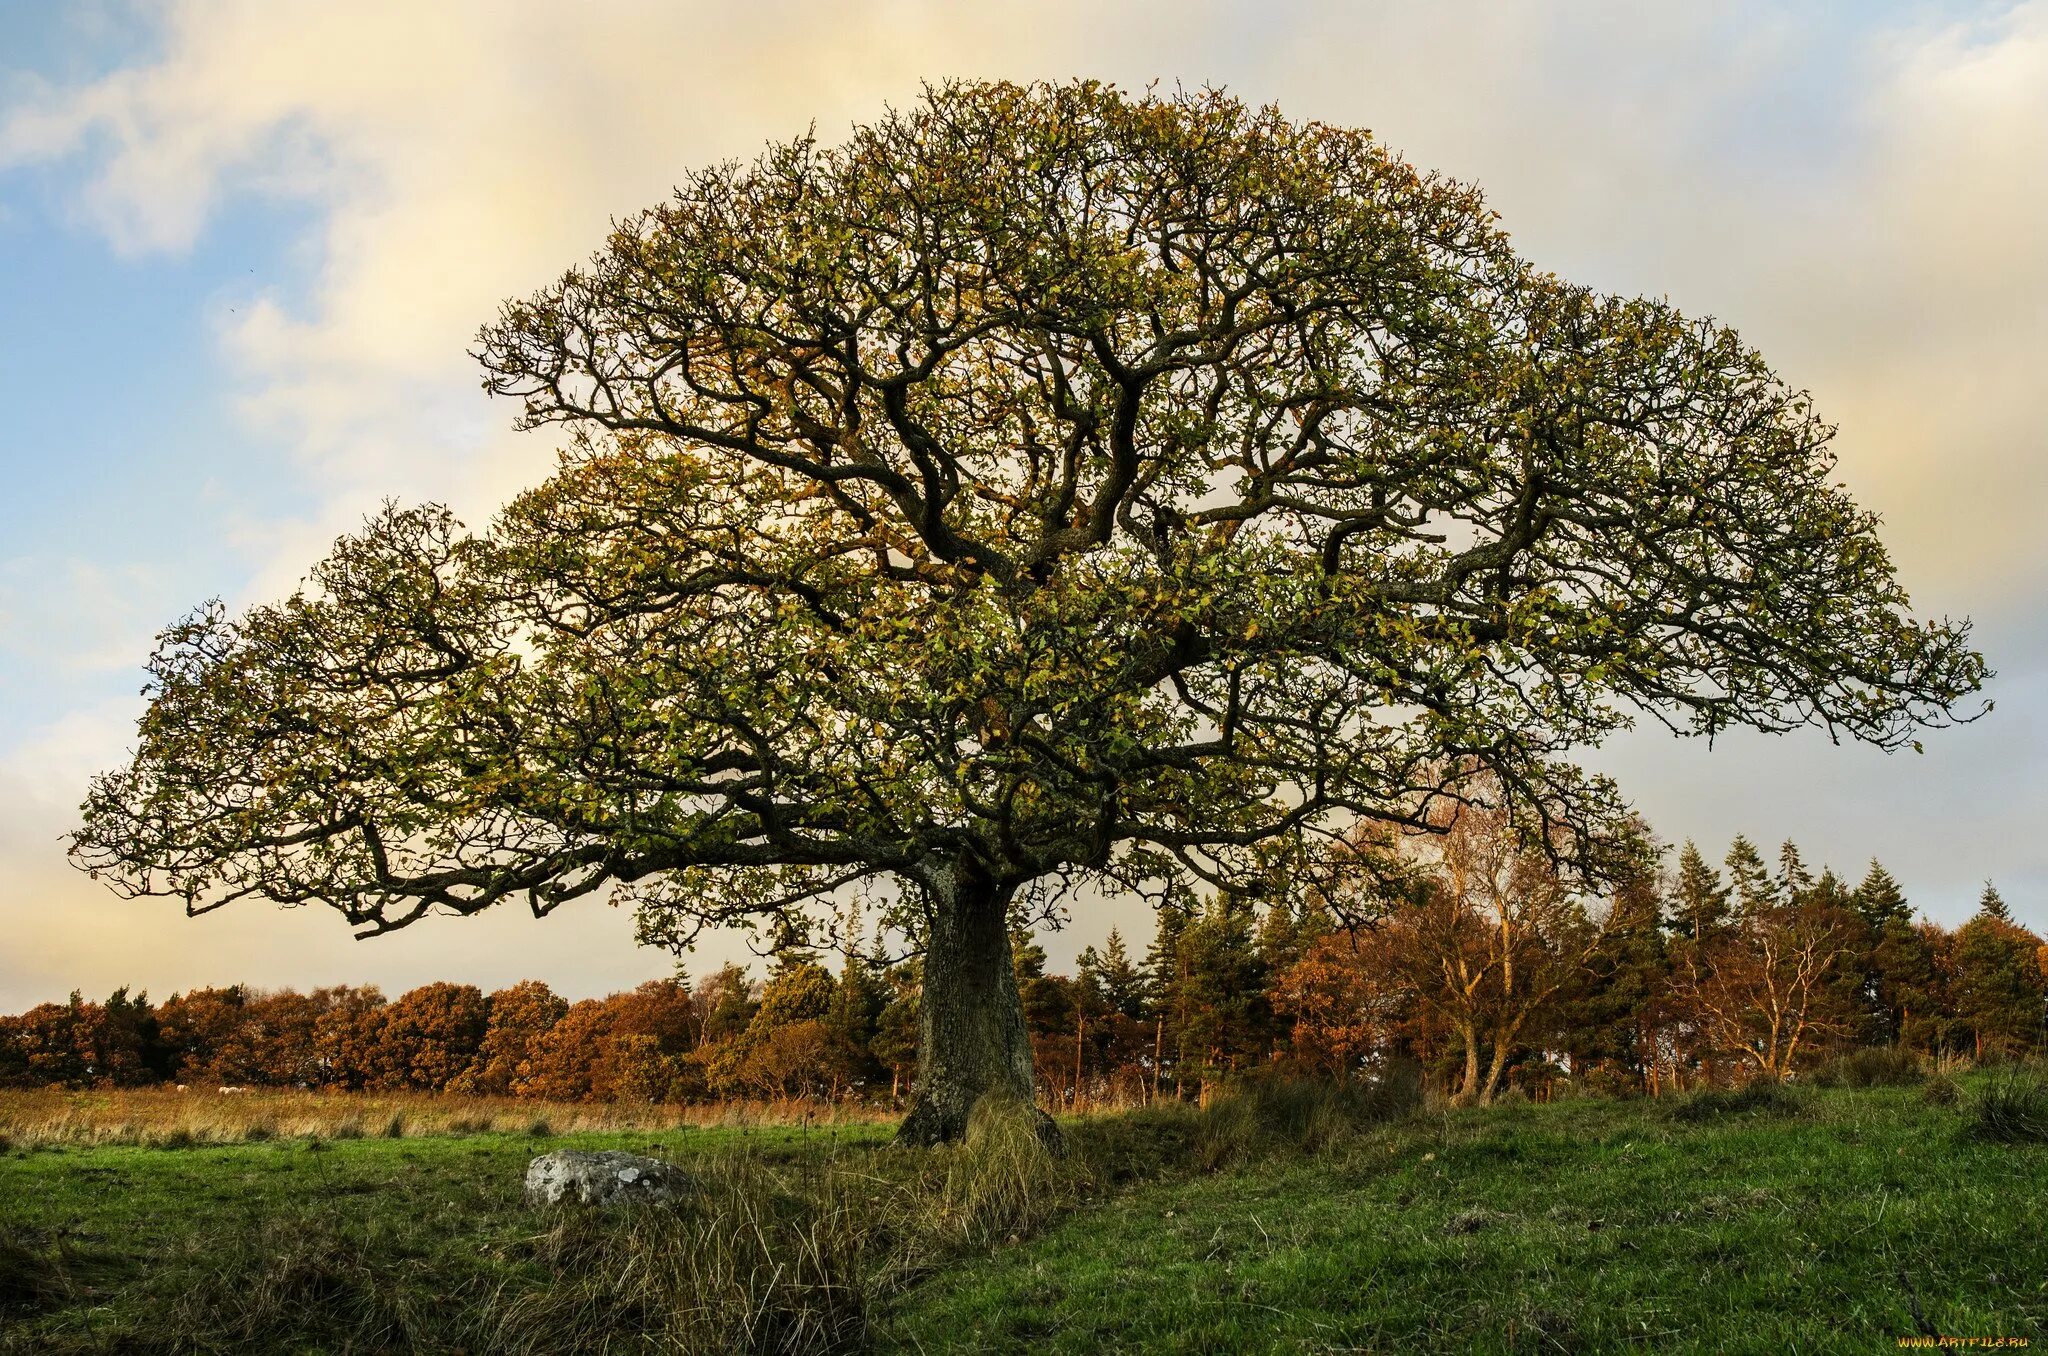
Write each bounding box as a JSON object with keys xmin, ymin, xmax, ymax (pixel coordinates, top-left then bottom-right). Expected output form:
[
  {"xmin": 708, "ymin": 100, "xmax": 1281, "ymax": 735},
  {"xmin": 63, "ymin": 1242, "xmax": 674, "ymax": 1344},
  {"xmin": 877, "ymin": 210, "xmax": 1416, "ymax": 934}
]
[
  {"xmin": 1454, "ymin": 1021, "xmax": 1481, "ymax": 1106},
  {"xmin": 1478, "ymin": 1036, "xmax": 1512, "ymax": 1106},
  {"xmin": 896, "ymin": 865, "xmax": 1055, "ymax": 1147}
]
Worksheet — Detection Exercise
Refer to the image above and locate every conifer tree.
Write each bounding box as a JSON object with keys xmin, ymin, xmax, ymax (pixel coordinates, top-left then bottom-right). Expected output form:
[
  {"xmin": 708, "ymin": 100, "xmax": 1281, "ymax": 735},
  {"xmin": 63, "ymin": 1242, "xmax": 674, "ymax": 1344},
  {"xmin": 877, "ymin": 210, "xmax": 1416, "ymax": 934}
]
[
  {"xmin": 1724, "ymin": 835, "xmax": 1777, "ymax": 919},
  {"xmin": 1669, "ymin": 842, "xmax": 1731, "ymax": 941},
  {"xmin": 1777, "ymin": 840, "xmax": 1815, "ymax": 906},
  {"xmin": 1853, "ymin": 860, "xmax": 1911, "ymax": 928},
  {"xmin": 1978, "ymin": 882, "xmax": 2013, "ymax": 923}
]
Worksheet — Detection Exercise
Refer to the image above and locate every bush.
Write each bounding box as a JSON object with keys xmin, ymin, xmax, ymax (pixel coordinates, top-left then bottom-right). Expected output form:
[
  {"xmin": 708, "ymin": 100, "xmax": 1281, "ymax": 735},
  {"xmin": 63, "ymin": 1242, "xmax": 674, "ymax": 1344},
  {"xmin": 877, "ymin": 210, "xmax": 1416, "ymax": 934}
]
[
  {"xmin": 1968, "ymin": 1076, "xmax": 2048, "ymax": 1145},
  {"xmin": 1810, "ymin": 1048, "xmax": 1924, "ymax": 1089},
  {"xmin": 1671, "ymin": 1081, "xmax": 1805, "ymax": 1123}
]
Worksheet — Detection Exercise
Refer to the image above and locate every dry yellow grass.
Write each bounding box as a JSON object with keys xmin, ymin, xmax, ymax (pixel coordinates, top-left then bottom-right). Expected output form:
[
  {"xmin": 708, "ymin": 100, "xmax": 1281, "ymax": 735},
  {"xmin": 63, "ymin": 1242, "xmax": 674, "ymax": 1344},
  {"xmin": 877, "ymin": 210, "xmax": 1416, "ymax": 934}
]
[{"xmin": 0, "ymin": 1086, "xmax": 895, "ymax": 1148}]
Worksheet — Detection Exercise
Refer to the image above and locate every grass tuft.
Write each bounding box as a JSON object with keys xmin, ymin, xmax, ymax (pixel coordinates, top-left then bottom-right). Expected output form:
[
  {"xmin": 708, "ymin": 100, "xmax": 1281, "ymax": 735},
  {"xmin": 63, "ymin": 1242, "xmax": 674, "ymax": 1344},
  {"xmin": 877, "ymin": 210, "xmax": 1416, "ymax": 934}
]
[
  {"xmin": 1921, "ymin": 1074, "xmax": 1963, "ymax": 1108},
  {"xmin": 1811, "ymin": 1047, "xmax": 1925, "ymax": 1088},
  {"xmin": 1195, "ymin": 1072, "xmax": 1420, "ymax": 1171},
  {"xmin": 498, "ymin": 1160, "xmax": 885, "ymax": 1355},
  {"xmin": 1968, "ymin": 1074, "xmax": 2048, "ymax": 1144},
  {"xmin": 920, "ymin": 1092, "xmax": 1064, "ymax": 1249}
]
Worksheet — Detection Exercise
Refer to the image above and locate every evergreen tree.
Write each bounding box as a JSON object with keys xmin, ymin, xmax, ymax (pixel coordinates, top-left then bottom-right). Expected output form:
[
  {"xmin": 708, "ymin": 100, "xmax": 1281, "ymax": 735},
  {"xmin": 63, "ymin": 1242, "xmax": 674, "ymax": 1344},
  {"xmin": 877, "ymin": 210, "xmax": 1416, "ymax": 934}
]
[
  {"xmin": 1951, "ymin": 908, "xmax": 2046, "ymax": 1056},
  {"xmin": 1565, "ymin": 862, "xmax": 1671, "ymax": 1089},
  {"xmin": 1172, "ymin": 895, "xmax": 1272, "ymax": 1079},
  {"xmin": 1777, "ymin": 840, "xmax": 1815, "ymax": 905},
  {"xmin": 1849, "ymin": 859, "xmax": 1918, "ymax": 1047},
  {"xmin": 1853, "ymin": 860, "xmax": 1911, "ymax": 928},
  {"xmin": 1978, "ymin": 882, "xmax": 2013, "ymax": 923},
  {"xmin": 1807, "ymin": 867, "xmax": 1882, "ymax": 1045},
  {"xmin": 1077, "ymin": 928, "xmax": 1150, "ymax": 1022},
  {"xmin": 1723, "ymin": 835, "xmax": 1776, "ymax": 918},
  {"xmin": 1669, "ymin": 842, "xmax": 1730, "ymax": 941}
]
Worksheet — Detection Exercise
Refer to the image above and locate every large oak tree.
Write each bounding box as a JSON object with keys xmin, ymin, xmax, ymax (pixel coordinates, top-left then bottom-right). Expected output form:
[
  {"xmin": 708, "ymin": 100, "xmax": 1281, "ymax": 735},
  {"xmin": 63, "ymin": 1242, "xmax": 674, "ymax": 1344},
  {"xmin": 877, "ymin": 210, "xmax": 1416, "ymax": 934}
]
[{"xmin": 74, "ymin": 82, "xmax": 1984, "ymax": 1143}]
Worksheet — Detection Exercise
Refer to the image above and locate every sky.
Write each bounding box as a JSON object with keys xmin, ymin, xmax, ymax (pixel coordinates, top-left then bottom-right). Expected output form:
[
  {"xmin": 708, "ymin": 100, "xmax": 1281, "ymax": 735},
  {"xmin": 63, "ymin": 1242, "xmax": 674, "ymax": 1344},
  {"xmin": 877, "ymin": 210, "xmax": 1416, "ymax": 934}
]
[{"xmin": 1, "ymin": 0, "xmax": 2044, "ymax": 1011}]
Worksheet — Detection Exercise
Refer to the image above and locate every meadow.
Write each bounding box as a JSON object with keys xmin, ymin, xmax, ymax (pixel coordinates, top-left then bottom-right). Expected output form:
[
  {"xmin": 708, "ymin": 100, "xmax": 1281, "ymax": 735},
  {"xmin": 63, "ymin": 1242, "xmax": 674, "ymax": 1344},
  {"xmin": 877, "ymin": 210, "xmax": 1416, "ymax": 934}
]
[{"xmin": 3, "ymin": 1075, "xmax": 2045, "ymax": 1353}]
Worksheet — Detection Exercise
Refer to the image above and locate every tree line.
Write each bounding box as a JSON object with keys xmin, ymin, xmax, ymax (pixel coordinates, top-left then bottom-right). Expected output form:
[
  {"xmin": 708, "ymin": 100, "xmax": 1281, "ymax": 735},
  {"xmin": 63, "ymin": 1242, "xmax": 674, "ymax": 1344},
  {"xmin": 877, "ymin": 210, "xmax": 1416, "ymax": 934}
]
[{"xmin": 9, "ymin": 816, "xmax": 2043, "ymax": 1104}]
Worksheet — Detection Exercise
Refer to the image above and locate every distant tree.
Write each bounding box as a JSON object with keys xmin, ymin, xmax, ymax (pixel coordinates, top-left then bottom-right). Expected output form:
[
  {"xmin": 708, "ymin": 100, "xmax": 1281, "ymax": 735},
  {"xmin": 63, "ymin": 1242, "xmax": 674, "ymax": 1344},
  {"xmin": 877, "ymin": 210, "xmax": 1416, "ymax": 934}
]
[
  {"xmin": 1977, "ymin": 882, "xmax": 2013, "ymax": 924},
  {"xmin": 1669, "ymin": 843, "xmax": 1732, "ymax": 942},
  {"xmin": 821, "ymin": 950, "xmax": 890, "ymax": 1098},
  {"xmin": 6, "ymin": 996, "xmax": 95, "ymax": 1087},
  {"xmin": 1723, "ymin": 836, "xmax": 1776, "ymax": 920},
  {"xmin": 1077, "ymin": 928, "xmax": 1150, "ymax": 1023},
  {"xmin": 1847, "ymin": 859, "xmax": 1926, "ymax": 1049},
  {"xmin": 1270, "ymin": 933, "xmax": 1398, "ymax": 1078},
  {"xmin": 238, "ymin": 988, "xmax": 333, "ymax": 1086},
  {"xmin": 870, "ymin": 961, "xmax": 922, "ymax": 1103},
  {"xmin": 693, "ymin": 964, "xmax": 757, "ymax": 1044},
  {"xmin": 1169, "ymin": 895, "xmax": 1272, "ymax": 1091},
  {"xmin": 1377, "ymin": 792, "xmax": 1601, "ymax": 1106},
  {"xmin": 514, "ymin": 999, "xmax": 613, "ymax": 1101},
  {"xmin": 364, "ymin": 983, "xmax": 490, "ymax": 1091},
  {"xmin": 1670, "ymin": 889, "xmax": 1854, "ymax": 1080},
  {"xmin": 1950, "ymin": 901, "xmax": 2045, "ymax": 1057},
  {"xmin": 75, "ymin": 81, "xmax": 1984, "ymax": 1145},
  {"xmin": 1853, "ymin": 861, "xmax": 1910, "ymax": 928},
  {"xmin": 1776, "ymin": 841, "xmax": 1815, "ymax": 907},
  {"xmin": 451, "ymin": 980, "xmax": 567, "ymax": 1096},
  {"xmin": 1564, "ymin": 857, "xmax": 1671, "ymax": 1092},
  {"xmin": 157, "ymin": 986, "xmax": 250, "ymax": 1082},
  {"xmin": 310, "ymin": 987, "xmax": 388, "ymax": 1089}
]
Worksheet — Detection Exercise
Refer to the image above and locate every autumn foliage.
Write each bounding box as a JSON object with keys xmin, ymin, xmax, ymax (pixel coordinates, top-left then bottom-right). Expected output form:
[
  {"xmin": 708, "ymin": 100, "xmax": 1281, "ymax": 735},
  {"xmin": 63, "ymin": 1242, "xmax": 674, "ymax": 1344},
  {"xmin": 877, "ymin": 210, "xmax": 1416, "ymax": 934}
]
[{"xmin": 8, "ymin": 826, "xmax": 2040, "ymax": 1105}]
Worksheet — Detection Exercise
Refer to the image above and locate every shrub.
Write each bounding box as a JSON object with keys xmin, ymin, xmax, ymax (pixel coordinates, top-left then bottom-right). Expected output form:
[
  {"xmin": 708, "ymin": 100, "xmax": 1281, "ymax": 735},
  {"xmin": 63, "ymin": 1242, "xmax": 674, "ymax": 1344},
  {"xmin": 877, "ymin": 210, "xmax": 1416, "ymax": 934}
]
[
  {"xmin": 1968, "ymin": 1075, "xmax": 2048, "ymax": 1145},
  {"xmin": 1671, "ymin": 1081, "xmax": 1805, "ymax": 1123}
]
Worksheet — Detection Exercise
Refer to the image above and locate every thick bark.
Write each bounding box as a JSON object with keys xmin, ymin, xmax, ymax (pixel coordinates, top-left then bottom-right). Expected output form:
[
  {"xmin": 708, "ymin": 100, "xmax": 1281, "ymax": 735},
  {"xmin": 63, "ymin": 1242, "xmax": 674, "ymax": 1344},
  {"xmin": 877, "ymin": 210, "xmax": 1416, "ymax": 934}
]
[{"xmin": 897, "ymin": 865, "xmax": 1058, "ymax": 1147}]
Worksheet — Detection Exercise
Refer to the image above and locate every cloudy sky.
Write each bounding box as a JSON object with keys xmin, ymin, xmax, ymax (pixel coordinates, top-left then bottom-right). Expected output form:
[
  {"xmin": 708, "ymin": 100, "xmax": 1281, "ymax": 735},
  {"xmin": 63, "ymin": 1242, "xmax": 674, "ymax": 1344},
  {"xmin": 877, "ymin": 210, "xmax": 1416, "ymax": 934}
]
[{"xmin": 1, "ymin": 0, "xmax": 2043, "ymax": 1011}]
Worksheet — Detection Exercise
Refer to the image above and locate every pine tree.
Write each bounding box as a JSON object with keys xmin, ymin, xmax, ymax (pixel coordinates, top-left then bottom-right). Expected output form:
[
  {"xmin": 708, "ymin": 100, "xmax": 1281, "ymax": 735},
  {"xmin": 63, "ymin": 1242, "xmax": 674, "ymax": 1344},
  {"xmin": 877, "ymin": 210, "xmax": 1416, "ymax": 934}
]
[
  {"xmin": 1173, "ymin": 895, "xmax": 1271, "ymax": 1082},
  {"xmin": 1777, "ymin": 840, "xmax": 1815, "ymax": 905},
  {"xmin": 1668, "ymin": 842, "xmax": 1730, "ymax": 941},
  {"xmin": 1853, "ymin": 860, "xmax": 1911, "ymax": 928},
  {"xmin": 1078, "ymin": 928, "xmax": 1150, "ymax": 1021},
  {"xmin": 1565, "ymin": 861, "xmax": 1671, "ymax": 1090},
  {"xmin": 1723, "ymin": 835, "xmax": 1776, "ymax": 918},
  {"xmin": 1847, "ymin": 858, "xmax": 1918, "ymax": 1047},
  {"xmin": 1978, "ymin": 882, "xmax": 2013, "ymax": 923}
]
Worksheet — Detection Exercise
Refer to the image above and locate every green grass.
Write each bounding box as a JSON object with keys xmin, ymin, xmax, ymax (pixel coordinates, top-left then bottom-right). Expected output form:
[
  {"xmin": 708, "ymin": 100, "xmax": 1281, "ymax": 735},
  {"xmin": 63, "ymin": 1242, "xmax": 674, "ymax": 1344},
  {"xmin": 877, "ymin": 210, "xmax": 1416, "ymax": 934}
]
[
  {"xmin": 1, "ymin": 1123, "xmax": 894, "ymax": 1354},
  {"xmin": 3, "ymin": 1086, "xmax": 2042, "ymax": 1353},
  {"xmin": 881, "ymin": 1089, "xmax": 2048, "ymax": 1354}
]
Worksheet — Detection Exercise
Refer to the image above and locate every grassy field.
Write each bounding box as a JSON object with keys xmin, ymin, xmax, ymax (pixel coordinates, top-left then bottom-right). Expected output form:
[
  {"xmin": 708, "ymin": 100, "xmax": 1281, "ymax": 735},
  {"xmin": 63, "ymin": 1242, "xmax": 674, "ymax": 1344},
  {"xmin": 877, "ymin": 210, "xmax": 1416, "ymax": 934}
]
[
  {"xmin": 3, "ymin": 1078, "xmax": 2044, "ymax": 1353},
  {"xmin": 0, "ymin": 1085, "xmax": 892, "ymax": 1148}
]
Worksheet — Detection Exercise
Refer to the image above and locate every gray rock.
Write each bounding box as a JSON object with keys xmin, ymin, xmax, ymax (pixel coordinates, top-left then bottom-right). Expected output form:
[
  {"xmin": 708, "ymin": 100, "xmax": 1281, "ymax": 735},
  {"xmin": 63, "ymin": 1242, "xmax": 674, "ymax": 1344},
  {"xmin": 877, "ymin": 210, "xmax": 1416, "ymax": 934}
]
[{"xmin": 524, "ymin": 1149, "xmax": 695, "ymax": 1207}]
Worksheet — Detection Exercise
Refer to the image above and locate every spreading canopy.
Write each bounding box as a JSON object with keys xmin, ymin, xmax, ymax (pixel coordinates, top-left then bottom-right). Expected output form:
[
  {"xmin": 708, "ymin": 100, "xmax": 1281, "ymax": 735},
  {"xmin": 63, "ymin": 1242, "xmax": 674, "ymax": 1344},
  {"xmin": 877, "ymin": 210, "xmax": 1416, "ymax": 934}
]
[{"xmin": 76, "ymin": 81, "xmax": 1984, "ymax": 954}]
